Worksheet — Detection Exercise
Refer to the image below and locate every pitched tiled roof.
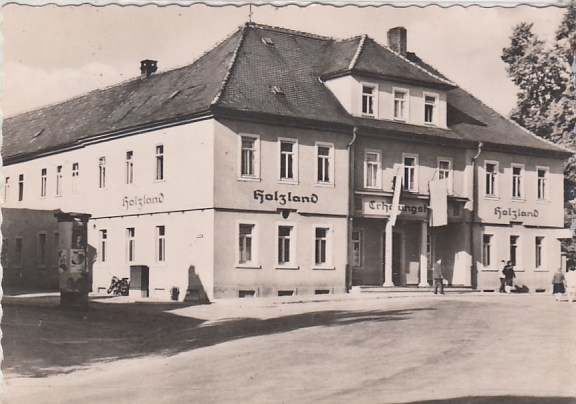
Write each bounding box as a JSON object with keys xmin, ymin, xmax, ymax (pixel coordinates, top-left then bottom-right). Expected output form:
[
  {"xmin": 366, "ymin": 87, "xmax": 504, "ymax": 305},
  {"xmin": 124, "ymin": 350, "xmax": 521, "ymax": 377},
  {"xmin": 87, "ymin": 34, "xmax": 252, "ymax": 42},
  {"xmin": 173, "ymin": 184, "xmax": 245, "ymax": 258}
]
[{"xmin": 2, "ymin": 22, "xmax": 570, "ymax": 163}]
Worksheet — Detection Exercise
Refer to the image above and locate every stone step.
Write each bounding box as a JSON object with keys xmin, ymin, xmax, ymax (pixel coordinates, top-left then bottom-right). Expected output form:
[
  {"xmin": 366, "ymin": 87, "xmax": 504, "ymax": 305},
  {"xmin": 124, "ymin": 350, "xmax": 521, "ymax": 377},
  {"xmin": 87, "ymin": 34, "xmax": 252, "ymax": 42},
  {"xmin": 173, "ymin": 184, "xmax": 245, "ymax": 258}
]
[{"xmin": 350, "ymin": 286, "xmax": 476, "ymax": 294}]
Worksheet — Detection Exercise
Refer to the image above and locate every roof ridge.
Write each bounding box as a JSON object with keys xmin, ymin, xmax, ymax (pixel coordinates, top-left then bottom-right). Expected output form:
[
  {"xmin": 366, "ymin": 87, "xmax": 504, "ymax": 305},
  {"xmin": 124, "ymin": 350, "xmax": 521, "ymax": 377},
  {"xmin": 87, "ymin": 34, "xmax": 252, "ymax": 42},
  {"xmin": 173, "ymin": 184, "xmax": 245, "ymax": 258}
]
[
  {"xmin": 348, "ymin": 34, "xmax": 367, "ymax": 71},
  {"xmin": 245, "ymin": 22, "xmax": 335, "ymax": 42},
  {"xmin": 365, "ymin": 36, "xmax": 457, "ymax": 87},
  {"xmin": 211, "ymin": 25, "xmax": 248, "ymax": 106}
]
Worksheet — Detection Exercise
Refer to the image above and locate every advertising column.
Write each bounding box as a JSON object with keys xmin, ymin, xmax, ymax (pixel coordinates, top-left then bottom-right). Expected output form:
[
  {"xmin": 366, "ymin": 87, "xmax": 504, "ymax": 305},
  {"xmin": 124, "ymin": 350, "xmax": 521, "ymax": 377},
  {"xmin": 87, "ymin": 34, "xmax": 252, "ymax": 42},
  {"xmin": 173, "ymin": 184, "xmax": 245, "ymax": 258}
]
[{"xmin": 55, "ymin": 212, "xmax": 92, "ymax": 309}]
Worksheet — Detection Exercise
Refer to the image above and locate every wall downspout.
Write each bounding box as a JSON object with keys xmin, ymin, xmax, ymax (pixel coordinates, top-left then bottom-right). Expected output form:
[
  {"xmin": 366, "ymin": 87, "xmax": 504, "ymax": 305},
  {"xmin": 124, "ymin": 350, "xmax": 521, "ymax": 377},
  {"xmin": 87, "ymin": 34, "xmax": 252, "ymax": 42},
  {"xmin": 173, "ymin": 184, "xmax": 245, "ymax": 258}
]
[
  {"xmin": 346, "ymin": 126, "xmax": 358, "ymax": 292},
  {"xmin": 470, "ymin": 141, "xmax": 483, "ymax": 289}
]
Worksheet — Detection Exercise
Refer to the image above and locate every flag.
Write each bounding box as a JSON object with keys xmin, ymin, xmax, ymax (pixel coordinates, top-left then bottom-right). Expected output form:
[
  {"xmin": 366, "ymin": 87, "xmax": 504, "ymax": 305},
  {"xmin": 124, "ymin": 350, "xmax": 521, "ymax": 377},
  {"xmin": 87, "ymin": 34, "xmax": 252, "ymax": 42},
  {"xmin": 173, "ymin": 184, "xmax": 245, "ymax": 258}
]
[
  {"xmin": 429, "ymin": 179, "xmax": 448, "ymax": 227},
  {"xmin": 389, "ymin": 167, "xmax": 403, "ymax": 227}
]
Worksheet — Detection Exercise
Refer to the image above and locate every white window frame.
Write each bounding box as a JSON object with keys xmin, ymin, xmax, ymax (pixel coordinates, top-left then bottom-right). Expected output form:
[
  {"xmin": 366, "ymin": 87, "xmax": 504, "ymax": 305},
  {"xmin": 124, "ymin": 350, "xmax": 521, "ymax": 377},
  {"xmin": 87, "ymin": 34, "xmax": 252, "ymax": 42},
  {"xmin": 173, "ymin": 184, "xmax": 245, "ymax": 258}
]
[
  {"xmin": 278, "ymin": 138, "xmax": 299, "ymax": 183},
  {"xmin": 484, "ymin": 161, "xmax": 499, "ymax": 198},
  {"xmin": 155, "ymin": 145, "xmax": 165, "ymax": 181},
  {"xmin": 402, "ymin": 153, "xmax": 419, "ymax": 192},
  {"xmin": 236, "ymin": 221, "xmax": 260, "ymax": 268},
  {"xmin": 315, "ymin": 142, "xmax": 334, "ymax": 186},
  {"xmin": 313, "ymin": 225, "xmax": 333, "ymax": 269},
  {"xmin": 238, "ymin": 134, "xmax": 261, "ymax": 181},
  {"xmin": 18, "ymin": 174, "xmax": 24, "ymax": 202},
  {"xmin": 510, "ymin": 235, "xmax": 520, "ymax": 269},
  {"xmin": 4, "ymin": 177, "xmax": 10, "ymax": 203},
  {"xmin": 352, "ymin": 230, "xmax": 363, "ymax": 267},
  {"xmin": 437, "ymin": 157, "xmax": 453, "ymax": 195},
  {"xmin": 481, "ymin": 233, "xmax": 494, "ymax": 270},
  {"xmin": 393, "ymin": 87, "xmax": 409, "ymax": 121},
  {"xmin": 511, "ymin": 163, "xmax": 524, "ymax": 200},
  {"xmin": 126, "ymin": 227, "xmax": 136, "ymax": 263},
  {"xmin": 276, "ymin": 223, "xmax": 298, "ymax": 269},
  {"xmin": 99, "ymin": 229, "xmax": 108, "ymax": 263},
  {"xmin": 536, "ymin": 166, "xmax": 549, "ymax": 201},
  {"xmin": 361, "ymin": 83, "xmax": 378, "ymax": 117},
  {"xmin": 156, "ymin": 225, "xmax": 166, "ymax": 262},
  {"xmin": 40, "ymin": 168, "xmax": 47, "ymax": 198},
  {"xmin": 126, "ymin": 151, "xmax": 134, "ymax": 185},
  {"xmin": 99, "ymin": 157, "xmax": 107, "ymax": 189},
  {"xmin": 535, "ymin": 236, "xmax": 545, "ymax": 271},
  {"xmin": 423, "ymin": 92, "xmax": 439, "ymax": 125},
  {"xmin": 55, "ymin": 166, "xmax": 63, "ymax": 197},
  {"xmin": 72, "ymin": 162, "xmax": 80, "ymax": 194},
  {"xmin": 364, "ymin": 149, "xmax": 382, "ymax": 189}
]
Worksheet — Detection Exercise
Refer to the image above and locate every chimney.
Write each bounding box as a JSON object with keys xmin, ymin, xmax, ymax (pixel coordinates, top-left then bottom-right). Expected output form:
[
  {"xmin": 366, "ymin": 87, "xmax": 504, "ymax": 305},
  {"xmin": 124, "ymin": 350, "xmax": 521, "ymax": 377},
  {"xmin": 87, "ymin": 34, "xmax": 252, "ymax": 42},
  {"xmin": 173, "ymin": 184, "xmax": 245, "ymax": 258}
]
[
  {"xmin": 387, "ymin": 27, "xmax": 407, "ymax": 56},
  {"xmin": 140, "ymin": 59, "xmax": 158, "ymax": 79}
]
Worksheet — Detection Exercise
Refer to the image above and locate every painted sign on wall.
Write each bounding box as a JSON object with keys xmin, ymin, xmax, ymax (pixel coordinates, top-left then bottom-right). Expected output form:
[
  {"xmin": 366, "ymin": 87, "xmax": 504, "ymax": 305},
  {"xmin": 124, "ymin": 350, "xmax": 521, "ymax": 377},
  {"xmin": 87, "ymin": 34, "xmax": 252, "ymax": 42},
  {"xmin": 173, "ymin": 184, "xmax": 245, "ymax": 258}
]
[
  {"xmin": 253, "ymin": 190, "xmax": 319, "ymax": 205},
  {"xmin": 123, "ymin": 193, "xmax": 165, "ymax": 210}
]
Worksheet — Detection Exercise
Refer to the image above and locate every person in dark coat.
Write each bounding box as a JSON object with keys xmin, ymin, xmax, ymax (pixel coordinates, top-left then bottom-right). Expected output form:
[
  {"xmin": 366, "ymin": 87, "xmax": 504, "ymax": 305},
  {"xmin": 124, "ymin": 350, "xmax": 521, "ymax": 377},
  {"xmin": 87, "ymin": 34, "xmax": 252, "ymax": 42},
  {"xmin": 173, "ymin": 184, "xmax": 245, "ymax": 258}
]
[
  {"xmin": 503, "ymin": 261, "xmax": 515, "ymax": 293},
  {"xmin": 498, "ymin": 260, "xmax": 507, "ymax": 293},
  {"xmin": 433, "ymin": 258, "xmax": 444, "ymax": 295}
]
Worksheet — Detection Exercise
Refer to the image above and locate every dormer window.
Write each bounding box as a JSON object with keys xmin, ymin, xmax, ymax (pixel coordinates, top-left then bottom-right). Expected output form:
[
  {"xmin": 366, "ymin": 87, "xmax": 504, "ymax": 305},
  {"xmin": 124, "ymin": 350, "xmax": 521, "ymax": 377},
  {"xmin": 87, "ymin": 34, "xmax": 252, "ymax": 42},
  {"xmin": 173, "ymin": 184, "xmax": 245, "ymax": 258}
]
[
  {"xmin": 424, "ymin": 93, "xmax": 438, "ymax": 125},
  {"xmin": 361, "ymin": 84, "xmax": 377, "ymax": 117},
  {"xmin": 393, "ymin": 89, "xmax": 408, "ymax": 121}
]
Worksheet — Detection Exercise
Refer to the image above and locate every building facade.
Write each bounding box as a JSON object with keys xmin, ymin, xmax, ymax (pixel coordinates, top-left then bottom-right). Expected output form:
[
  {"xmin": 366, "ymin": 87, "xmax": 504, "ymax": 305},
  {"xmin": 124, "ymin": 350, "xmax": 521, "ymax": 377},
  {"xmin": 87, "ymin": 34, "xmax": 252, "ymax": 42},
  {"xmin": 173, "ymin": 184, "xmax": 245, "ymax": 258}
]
[{"xmin": 2, "ymin": 23, "xmax": 571, "ymax": 299}]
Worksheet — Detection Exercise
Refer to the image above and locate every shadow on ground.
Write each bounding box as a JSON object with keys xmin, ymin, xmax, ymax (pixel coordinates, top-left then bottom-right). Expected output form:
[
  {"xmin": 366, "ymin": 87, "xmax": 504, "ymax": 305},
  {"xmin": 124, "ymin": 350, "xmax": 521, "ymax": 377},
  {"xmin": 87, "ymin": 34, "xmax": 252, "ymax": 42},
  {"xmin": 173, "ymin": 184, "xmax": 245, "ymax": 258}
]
[
  {"xmin": 408, "ymin": 396, "xmax": 576, "ymax": 404},
  {"xmin": 2, "ymin": 296, "xmax": 431, "ymax": 378}
]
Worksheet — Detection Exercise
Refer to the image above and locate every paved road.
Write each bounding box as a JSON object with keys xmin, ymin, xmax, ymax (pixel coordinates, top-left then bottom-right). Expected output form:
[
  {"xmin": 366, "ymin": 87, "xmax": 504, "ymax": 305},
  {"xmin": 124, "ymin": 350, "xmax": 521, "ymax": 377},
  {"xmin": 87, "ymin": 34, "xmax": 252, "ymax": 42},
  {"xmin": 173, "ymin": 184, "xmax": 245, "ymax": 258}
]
[{"xmin": 3, "ymin": 294, "xmax": 576, "ymax": 403}]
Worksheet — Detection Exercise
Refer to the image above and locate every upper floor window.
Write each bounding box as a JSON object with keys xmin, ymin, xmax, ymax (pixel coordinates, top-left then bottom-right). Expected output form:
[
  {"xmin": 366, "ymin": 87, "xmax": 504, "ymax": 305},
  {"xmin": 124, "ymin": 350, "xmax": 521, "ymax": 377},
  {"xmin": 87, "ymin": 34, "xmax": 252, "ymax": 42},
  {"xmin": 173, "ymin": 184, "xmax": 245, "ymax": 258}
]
[
  {"xmin": 40, "ymin": 169, "xmax": 47, "ymax": 198},
  {"xmin": 424, "ymin": 94, "xmax": 438, "ymax": 125},
  {"xmin": 4, "ymin": 177, "xmax": 10, "ymax": 203},
  {"xmin": 18, "ymin": 174, "xmax": 24, "ymax": 202},
  {"xmin": 72, "ymin": 163, "xmax": 80, "ymax": 194},
  {"xmin": 537, "ymin": 167, "xmax": 549, "ymax": 200},
  {"xmin": 56, "ymin": 166, "xmax": 63, "ymax": 196},
  {"xmin": 437, "ymin": 158, "xmax": 453, "ymax": 194},
  {"xmin": 239, "ymin": 135, "xmax": 260, "ymax": 179},
  {"xmin": 155, "ymin": 145, "xmax": 164, "ymax": 181},
  {"xmin": 156, "ymin": 225, "xmax": 166, "ymax": 262},
  {"xmin": 511, "ymin": 164, "xmax": 524, "ymax": 199},
  {"xmin": 279, "ymin": 139, "xmax": 298, "ymax": 182},
  {"xmin": 99, "ymin": 157, "xmax": 106, "ymax": 189},
  {"xmin": 485, "ymin": 162, "xmax": 498, "ymax": 197},
  {"xmin": 403, "ymin": 154, "xmax": 418, "ymax": 192},
  {"xmin": 362, "ymin": 85, "xmax": 376, "ymax": 117},
  {"xmin": 126, "ymin": 151, "xmax": 134, "ymax": 184},
  {"xmin": 393, "ymin": 89, "xmax": 408, "ymax": 121},
  {"xmin": 316, "ymin": 143, "xmax": 334, "ymax": 185},
  {"xmin": 364, "ymin": 151, "xmax": 381, "ymax": 189}
]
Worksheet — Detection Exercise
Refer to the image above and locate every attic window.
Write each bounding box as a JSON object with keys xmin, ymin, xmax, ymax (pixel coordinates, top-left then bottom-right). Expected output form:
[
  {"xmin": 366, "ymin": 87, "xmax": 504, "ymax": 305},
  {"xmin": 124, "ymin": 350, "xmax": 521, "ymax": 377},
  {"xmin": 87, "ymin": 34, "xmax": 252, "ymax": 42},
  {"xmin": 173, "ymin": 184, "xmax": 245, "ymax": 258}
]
[
  {"xmin": 261, "ymin": 37, "xmax": 274, "ymax": 46},
  {"xmin": 271, "ymin": 86, "xmax": 285, "ymax": 95},
  {"xmin": 33, "ymin": 129, "xmax": 45, "ymax": 138},
  {"xmin": 168, "ymin": 90, "xmax": 181, "ymax": 100}
]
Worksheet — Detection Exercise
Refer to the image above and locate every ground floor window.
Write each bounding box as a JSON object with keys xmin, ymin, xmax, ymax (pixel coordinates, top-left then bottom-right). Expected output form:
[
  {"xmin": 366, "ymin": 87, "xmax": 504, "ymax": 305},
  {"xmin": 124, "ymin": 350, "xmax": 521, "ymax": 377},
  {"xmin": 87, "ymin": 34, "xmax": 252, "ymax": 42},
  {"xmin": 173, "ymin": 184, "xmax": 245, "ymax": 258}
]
[
  {"xmin": 277, "ymin": 225, "xmax": 295, "ymax": 266},
  {"xmin": 156, "ymin": 226, "xmax": 166, "ymax": 262},
  {"xmin": 352, "ymin": 231, "xmax": 362, "ymax": 267},
  {"xmin": 482, "ymin": 234, "xmax": 493, "ymax": 268},
  {"xmin": 100, "ymin": 230, "xmax": 107, "ymax": 263},
  {"xmin": 315, "ymin": 227, "xmax": 329, "ymax": 266},
  {"xmin": 239, "ymin": 223, "xmax": 255, "ymax": 265},
  {"xmin": 535, "ymin": 236, "xmax": 544, "ymax": 269},
  {"xmin": 126, "ymin": 228, "xmax": 136, "ymax": 262},
  {"xmin": 510, "ymin": 235, "xmax": 519, "ymax": 267}
]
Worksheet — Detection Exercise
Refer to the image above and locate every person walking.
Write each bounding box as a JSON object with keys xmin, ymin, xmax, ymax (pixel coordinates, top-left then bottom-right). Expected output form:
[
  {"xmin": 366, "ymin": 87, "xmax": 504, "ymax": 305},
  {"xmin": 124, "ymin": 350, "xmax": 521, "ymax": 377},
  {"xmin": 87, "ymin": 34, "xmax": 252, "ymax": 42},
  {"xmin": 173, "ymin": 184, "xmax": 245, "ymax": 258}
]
[
  {"xmin": 433, "ymin": 258, "xmax": 444, "ymax": 295},
  {"xmin": 503, "ymin": 261, "xmax": 515, "ymax": 294},
  {"xmin": 565, "ymin": 267, "xmax": 576, "ymax": 303},
  {"xmin": 552, "ymin": 268, "xmax": 566, "ymax": 302},
  {"xmin": 498, "ymin": 260, "xmax": 507, "ymax": 293}
]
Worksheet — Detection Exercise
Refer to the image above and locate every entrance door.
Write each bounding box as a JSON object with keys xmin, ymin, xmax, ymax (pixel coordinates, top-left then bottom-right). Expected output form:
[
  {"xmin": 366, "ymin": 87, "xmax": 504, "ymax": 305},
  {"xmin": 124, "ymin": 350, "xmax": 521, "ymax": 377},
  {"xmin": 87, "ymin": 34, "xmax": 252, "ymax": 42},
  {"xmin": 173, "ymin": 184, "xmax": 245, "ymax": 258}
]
[
  {"xmin": 381, "ymin": 231, "xmax": 403, "ymax": 286},
  {"xmin": 130, "ymin": 265, "xmax": 149, "ymax": 298}
]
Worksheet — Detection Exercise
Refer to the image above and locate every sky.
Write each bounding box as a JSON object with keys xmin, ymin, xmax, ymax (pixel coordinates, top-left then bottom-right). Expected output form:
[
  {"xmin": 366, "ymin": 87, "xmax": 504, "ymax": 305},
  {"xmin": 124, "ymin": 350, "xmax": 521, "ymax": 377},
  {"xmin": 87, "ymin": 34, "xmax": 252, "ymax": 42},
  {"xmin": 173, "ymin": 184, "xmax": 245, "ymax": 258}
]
[{"xmin": 0, "ymin": 3, "xmax": 568, "ymax": 118}]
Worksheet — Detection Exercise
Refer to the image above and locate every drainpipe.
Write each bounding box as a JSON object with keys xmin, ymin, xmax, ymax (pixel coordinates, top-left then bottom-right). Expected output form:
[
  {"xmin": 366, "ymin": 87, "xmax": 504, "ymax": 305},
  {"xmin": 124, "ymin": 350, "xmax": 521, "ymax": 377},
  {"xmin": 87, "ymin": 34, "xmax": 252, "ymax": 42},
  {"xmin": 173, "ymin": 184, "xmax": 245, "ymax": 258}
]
[
  {"xmin": 470, "ymin": 141, "xmax": 483, "ymax": 289},
  {"xmin": 346, "ymin": 126, "xmax": 358, "ymax": 292}
]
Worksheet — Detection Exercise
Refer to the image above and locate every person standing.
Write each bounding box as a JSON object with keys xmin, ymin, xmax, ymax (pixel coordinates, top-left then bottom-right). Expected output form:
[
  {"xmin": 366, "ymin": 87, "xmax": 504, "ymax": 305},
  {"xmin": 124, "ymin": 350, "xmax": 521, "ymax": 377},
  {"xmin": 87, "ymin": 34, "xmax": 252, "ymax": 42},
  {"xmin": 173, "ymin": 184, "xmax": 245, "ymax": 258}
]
[
  {"xmin": 503, "ymin": 261, "xmax": 515, "ymax": 293},
  {"xmin": 565, "ymin": 267, "xmax": 576, "ymax": 303},
  {"xmin": 433, "ymin": 258, "xmax": 444, "ymax": 295},
  {"xmin": 498, "ymin": 260, "xmax": 507, "ymax": 293},
  {"xmin": 552, "ymin": 268, "xmax": 566, "ymax": 302}
]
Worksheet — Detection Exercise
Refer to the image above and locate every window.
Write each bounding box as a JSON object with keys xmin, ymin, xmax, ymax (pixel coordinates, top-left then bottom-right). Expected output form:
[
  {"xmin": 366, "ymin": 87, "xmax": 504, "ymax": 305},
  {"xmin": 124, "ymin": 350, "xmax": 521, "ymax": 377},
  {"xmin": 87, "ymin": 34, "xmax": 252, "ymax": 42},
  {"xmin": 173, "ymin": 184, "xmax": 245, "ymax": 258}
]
[
  {"xmin": 393, "ymin": 89, "xmax": 408, "ymax": 120},
  {"xmin": 240, "ymin": 135, "xmax": 260, "ymax": 179},
  {"xmin": 482, "ymin": 234, "xmax": 493, "ymax": 267},
  {"xmin": 40, "ymin": 169, "xmax": 47, "ymax": 197},
  {"xmin": 4, "ymin": 177, "xmax": 10, "ymax": 203},
  {"xmin": 156, "ymin": 226, "xmax": 166, "ymax": 262},
  {"xmin": 535, "ymin": 237, "xmax": 544, "ymax": 269},
  {"xmin": 99, "ymin": 230, "xmax": 108, "ymax": 263},
  {"xmin": 485, "ymin": 162, "xmax": 498, "ymax": 197},
  {"xmin": 403, "ymin": 155, "xmax": 418, "ymax": 192},
  {"xmin": 316, "ymin": 144, "xmax": 333, "ymax": 184},
  {"xmin": 38, "ymin": 233, "xmax": 47, "ymax": 267},
  {"xmin": 56, "ymin": 166, "xmax": 63, "ymax": 196},
  {"xmin": 510, "ymin": 235, "xmax": 519, "ymax": 267},
  {"xmin": 352, "ymin": 231, "xmax": 362, "ymax": 267},
  {"xmin": 155, "ymin": 145, "xmax": 164, "ymax": 181},
  {"xmin": 437, "ymin": 159, "xmax": 453, "ymax": 194},
  {"xmin": 277, "ymin": 225, "xmax": 294, "ymax": 266},
  {"xmin": 99, "ymin": 157, "xmax": 106, "ymax": 189},
  {"xmin": 362, "ymin": 85, "xmax": 376, "ymax": 116},
  {"xmin": 126, "ymin": 151, "xmax": 134, "ymax": 184},
  {"xmin": 238, "ymin": 224, "xmax": 255, "ymax": 264},
  {"xmin": 52, "ymin": 232, "xmax": 59, "ymax": 267},
  {"xmin": 279, "ymin": 139, "xmax": 298, "ymax": 181},
  {"xmin": 315, "ymin": 227, "xmax": 330, "ymax": 266},
  {"xmin": 537, "ymin": 168, "xmax": 548, "ymax": 200},
  {"xmin": 72, "ymin": 163, "xmax": 80, "ymax": 194},
  {"xmin": 364, "ymin": 151, "xmax": 381, "ymax": 189},
  {"xmin": 18, "ymin": 174, "xmax": 24, "ymax": 201},
  {"xmin": 14, "ymin": 237, "xmax": 23, "ymax": 268},
  {"xmin": 512, "ymin": 164, "xmax": 523, "ymax": 199},
  {"xmin": 424, "ymin": 94, "xmax": 437, "ymax": 124},
  {"xmin": 126, "ymin": 228, "xmax": 136, "ymax": 262}
]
